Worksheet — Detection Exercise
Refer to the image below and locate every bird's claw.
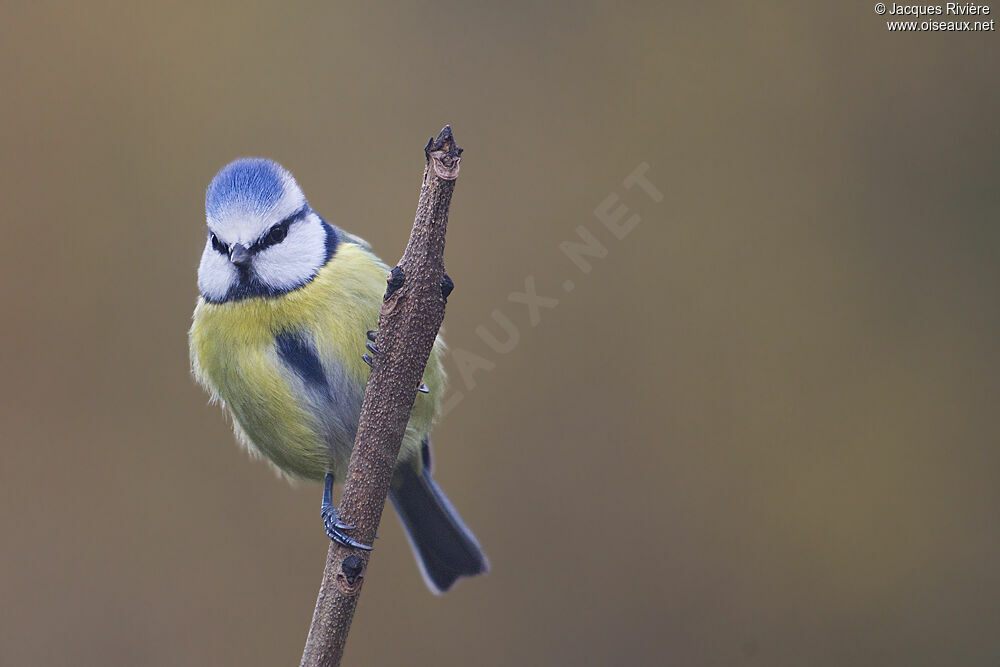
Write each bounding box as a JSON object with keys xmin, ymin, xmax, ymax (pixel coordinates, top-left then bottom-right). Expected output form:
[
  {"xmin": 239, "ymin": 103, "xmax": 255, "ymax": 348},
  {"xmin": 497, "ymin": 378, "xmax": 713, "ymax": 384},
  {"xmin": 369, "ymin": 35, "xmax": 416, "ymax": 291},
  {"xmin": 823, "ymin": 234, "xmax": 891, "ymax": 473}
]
[
  {"xmin": 322, "ymin": 507, "xmax": 372, "ymax": 550},
  {"xmin": 417, "ymin": 382, "xmax": 430, "ymax": 393},
  {"xmin": 363, "ymin": 333, "xmax": 379, "ymax": 366},
  {"xmin": 321, "ymin": 505, "xmax": 354, "ymax": 531}
]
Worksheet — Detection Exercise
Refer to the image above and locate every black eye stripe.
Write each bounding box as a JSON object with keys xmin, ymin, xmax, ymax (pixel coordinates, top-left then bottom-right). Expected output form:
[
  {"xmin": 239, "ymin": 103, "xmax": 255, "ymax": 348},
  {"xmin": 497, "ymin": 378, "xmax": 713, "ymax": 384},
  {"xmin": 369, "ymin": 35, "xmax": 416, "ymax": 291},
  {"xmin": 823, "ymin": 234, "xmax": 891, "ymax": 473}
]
[
  {"xmin": 256, "ymin": 208, "xmax": 308, "ymax": 250},
  {"xmin": 207, "ymin": 208, "xmax": 308, "ymax": 258},
  {"xmin": 210, "ymin": 232, "xmax": 228, "ymax": 255},
  {"xmin": 258, "ymin": 220, "xmax": 290, "ymax": 250}
]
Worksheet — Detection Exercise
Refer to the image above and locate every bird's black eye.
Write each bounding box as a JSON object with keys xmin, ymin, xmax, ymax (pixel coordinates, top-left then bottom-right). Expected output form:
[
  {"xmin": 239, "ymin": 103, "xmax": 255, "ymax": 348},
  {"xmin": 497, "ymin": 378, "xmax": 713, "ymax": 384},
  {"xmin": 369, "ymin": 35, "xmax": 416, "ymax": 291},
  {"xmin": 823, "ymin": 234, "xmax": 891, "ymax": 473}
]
[
  {"xmin": 210, "ymin": 233, "xmax": 227, "ymax": 254},
  {"xmin": 266, "ymin": 224, "xmax": 287, "ymax": 245}
]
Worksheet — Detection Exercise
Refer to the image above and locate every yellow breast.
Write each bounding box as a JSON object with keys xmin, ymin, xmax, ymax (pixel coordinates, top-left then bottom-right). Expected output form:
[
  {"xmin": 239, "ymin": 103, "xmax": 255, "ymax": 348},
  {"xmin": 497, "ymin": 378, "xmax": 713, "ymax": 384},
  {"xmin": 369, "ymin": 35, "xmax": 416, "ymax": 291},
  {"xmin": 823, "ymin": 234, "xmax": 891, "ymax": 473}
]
[{"xmin": 189, "ymin": 243, "xmax": 444, "ymax": 481}]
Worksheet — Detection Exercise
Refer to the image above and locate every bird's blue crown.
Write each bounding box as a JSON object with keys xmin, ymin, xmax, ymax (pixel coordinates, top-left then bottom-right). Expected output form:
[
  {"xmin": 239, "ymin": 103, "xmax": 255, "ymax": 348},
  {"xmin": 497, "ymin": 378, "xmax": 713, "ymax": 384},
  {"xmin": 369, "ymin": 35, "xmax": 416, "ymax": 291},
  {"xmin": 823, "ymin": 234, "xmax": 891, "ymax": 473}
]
[{"xmin": 206, "ymin": 158, "xmax": 300, "ymax": 220}]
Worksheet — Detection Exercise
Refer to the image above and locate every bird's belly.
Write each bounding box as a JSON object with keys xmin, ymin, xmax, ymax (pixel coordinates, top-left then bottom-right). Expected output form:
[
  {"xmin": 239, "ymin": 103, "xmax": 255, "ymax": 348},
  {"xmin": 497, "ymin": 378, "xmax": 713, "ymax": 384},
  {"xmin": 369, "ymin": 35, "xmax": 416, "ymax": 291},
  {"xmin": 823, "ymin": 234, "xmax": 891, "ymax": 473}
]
[
  {"xmin": 191, "ymin": 277, "xmax": 442, "ymax": 481},
  {"xmin": 204, "ymin": 338, "xmax": 364, "ymax": 481}
]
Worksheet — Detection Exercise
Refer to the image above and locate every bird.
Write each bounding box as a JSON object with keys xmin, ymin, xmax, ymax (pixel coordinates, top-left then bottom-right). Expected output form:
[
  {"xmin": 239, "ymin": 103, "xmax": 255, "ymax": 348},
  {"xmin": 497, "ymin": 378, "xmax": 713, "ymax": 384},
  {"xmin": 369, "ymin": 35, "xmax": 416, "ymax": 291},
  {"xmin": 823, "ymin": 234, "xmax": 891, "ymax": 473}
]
[{"xmin": 188, "ymin": 158, "xmax": 488, "ymax": 593}]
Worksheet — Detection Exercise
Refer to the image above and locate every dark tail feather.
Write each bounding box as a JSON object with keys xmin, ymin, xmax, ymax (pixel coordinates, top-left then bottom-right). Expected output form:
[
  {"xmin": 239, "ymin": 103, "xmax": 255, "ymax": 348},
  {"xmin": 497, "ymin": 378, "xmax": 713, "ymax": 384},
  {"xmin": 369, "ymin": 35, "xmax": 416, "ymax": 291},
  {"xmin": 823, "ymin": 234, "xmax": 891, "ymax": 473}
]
[{"xmin": 390, "ymin": 460, "xmax": 488, "ymax": 594}]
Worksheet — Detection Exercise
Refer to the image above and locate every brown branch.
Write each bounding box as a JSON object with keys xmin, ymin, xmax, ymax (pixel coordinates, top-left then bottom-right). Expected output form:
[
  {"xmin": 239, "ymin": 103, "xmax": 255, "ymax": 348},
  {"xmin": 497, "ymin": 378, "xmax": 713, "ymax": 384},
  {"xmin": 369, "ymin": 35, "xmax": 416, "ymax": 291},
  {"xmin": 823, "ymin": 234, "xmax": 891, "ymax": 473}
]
[{"xmin": 299, "ymin": 125, "xmax": 463, "ymax": 667}]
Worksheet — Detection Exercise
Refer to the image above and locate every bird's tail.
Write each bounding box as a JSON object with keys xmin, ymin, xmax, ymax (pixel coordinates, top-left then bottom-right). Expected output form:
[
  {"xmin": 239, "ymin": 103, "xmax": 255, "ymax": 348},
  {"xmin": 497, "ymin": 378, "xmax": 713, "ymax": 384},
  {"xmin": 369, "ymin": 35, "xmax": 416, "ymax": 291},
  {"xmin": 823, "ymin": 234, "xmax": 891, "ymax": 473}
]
[{"xmin": 390, "ymin": 442, "xmax": 488, "ymax": 594}]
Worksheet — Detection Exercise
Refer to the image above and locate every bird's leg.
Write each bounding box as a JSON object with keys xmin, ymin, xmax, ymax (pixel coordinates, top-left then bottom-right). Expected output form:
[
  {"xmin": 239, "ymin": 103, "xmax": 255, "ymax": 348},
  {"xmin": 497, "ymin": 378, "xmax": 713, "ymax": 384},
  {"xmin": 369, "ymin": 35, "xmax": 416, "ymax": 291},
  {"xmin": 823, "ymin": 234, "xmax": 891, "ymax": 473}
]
[{"xmin": 321, "ymin": 472, "xmax": 372, "ymax": 550}]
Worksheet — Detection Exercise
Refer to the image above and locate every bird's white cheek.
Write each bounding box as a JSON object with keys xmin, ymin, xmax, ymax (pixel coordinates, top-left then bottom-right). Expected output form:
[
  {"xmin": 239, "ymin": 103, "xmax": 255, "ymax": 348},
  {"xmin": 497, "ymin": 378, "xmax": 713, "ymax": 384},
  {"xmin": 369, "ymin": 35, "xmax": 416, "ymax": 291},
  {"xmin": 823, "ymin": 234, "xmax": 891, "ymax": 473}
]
[
  {"xmin": 197, "ymin": 245, "xmax": 238, "ymax": 301},
  {"xmin": 252, "ymin": 222, "xmax": 327, "ymax": 290}
]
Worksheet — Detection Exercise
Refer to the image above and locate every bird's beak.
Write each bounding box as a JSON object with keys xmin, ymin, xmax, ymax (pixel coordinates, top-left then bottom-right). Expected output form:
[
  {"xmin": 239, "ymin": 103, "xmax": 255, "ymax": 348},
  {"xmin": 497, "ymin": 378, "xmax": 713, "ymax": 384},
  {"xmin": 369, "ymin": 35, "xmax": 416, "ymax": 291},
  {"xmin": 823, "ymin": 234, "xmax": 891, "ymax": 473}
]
[{"xmin": 229, "ymin": 243, "xmax": 252, "ymax": 266}]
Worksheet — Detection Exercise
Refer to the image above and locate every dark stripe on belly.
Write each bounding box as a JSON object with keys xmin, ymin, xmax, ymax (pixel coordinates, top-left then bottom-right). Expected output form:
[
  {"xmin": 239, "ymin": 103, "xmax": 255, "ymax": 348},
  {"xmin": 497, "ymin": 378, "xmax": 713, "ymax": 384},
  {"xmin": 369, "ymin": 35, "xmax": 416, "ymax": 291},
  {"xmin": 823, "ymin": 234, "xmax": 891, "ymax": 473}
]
[{"xmin": 275, "ymin": 332, "xmax": 329, "ymax": 392}]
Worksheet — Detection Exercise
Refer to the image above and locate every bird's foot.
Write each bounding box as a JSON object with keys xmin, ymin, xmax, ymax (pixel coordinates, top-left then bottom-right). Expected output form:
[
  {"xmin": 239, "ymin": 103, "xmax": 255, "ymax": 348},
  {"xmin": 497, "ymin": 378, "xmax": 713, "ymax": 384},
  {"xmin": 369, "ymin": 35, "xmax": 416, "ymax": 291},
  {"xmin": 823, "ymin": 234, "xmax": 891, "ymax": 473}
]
[
  {"xmin": 364, "ymin": 327, "xmax": 427, "ymax": 394},
  {"xmin": 321, "ymin": 472, "xmax": 372, "ymax": 550},
  {"xmin": 321, "ymin": 506, "xmax": 372, "ymax": 550},
  {"xmin": 363, "ymin": 330, "xmax": 379, "ymax": 368}
]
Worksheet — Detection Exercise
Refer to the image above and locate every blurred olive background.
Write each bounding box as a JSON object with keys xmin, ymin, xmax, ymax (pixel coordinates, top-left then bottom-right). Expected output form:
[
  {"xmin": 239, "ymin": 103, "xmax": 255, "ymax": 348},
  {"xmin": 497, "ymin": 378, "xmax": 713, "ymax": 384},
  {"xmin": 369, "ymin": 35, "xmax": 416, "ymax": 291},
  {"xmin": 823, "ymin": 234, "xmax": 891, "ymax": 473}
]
[{"xmin": 1, "ymin": 3, "xmax": 998, "ymax": 666}]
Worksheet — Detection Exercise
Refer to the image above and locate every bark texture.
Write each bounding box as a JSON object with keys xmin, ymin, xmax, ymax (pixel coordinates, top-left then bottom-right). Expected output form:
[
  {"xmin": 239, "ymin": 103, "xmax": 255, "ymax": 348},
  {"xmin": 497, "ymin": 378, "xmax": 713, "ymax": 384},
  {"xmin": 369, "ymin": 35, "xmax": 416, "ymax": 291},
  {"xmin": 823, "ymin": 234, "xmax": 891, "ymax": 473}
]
[{"xmin": 300, "ymin": 126, "xmax": 462, "ymax": 667}]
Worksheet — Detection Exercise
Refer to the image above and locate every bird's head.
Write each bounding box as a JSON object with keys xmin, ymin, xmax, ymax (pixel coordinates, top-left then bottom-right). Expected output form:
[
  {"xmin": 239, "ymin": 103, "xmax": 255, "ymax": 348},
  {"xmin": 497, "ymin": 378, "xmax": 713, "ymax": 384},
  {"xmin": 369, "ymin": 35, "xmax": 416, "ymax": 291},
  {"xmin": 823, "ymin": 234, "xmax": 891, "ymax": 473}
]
[{"xmin": 198, "ymin": 158, "xmax": 336, "ymax": 303}]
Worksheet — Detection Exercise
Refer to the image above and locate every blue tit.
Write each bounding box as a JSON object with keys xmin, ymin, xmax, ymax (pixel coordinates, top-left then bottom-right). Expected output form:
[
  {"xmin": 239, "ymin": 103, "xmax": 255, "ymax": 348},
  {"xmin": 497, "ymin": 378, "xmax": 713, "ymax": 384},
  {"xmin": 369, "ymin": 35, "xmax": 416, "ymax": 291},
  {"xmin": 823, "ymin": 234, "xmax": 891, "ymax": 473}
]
[{"xmin": 189, "ymin": 158, "xmax": 487, "ymax": 593}]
